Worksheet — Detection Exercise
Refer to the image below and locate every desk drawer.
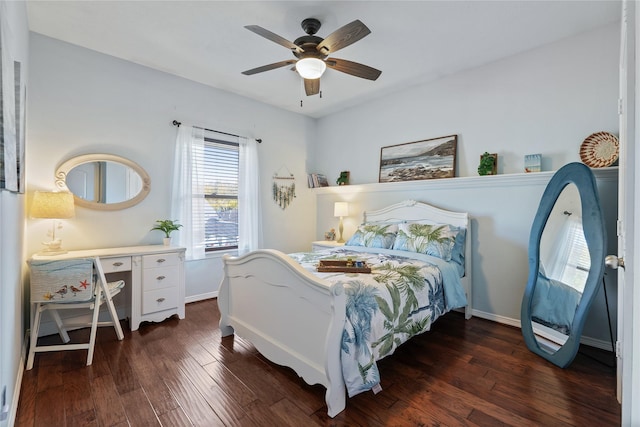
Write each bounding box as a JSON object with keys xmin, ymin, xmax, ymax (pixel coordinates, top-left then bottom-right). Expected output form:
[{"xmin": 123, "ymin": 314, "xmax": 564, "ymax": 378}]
[
  {"xmin": 143, "ymin": 253, "xmax": 179, "ymax": 268},
  {"xmin": 143, "ymin": 267, "xmax": 179, "ymax": 292},
  {"xmin": 101, "ymin": 256, "xmax": 132, "ymax": 273},
  {"xmin": 142, "ymin": 287, "xmax": 179, "ymax": 315}
]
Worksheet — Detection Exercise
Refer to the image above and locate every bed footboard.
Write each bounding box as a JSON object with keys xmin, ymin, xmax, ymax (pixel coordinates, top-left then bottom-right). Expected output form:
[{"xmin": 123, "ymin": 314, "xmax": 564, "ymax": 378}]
[{"xmin": 218, "ymin": 249, "xmax": 347, "ymax": 418}]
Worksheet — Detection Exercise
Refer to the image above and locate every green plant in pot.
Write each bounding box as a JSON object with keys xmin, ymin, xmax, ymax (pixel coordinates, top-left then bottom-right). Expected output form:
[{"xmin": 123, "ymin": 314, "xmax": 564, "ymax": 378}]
[
  {"xmin": 151, "ymin": 219, "xmax": 182, "ymax": 245},
  {"xmin": 478, "ymin": 152, "xmax": 497, "ymax": 176}
]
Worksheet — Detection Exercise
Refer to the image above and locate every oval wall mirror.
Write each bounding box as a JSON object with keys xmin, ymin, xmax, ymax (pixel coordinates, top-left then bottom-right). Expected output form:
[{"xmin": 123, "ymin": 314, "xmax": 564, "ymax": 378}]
[
  {"xmin": 521, "ymin": 162, "xmax": 606, "ymax": 368},
  {"xmin": 55, "ymin": 154, "xmax": 151, "ymax": 210}
]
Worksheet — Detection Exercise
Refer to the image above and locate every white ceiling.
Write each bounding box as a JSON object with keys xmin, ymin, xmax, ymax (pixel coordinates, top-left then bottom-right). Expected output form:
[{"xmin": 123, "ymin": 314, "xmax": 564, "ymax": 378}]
[{"xmin": 26, "ymin": 1, "xmax": 621, "ymax": 119}]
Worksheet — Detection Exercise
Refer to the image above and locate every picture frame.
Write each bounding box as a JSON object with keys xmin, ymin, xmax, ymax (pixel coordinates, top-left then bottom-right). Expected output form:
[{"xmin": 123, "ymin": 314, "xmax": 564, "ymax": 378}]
[
  {"xmin": 379, "ymin": 135, "xmax": 457, "ymax": 183},
  {"xmin": 478, "ymin": 152, "xmax": 498, "ymax": 176},
  {"xmin": 524, "ymin": 153, "xmax": 542, "ymax": 173},
  {"xmin": 0, "ymin": 3, "xmax": 23, "ymax": 193}
]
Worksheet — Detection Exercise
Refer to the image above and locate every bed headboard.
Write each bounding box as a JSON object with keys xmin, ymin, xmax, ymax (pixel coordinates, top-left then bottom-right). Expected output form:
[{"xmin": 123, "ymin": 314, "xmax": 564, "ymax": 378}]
[
  {"xmin": 363, "ymin": 199, "xmax": 469, "ymax": 230},
  {"xmin": 363, "ymin": 199, "xmax": 472, "ymax": 319}
]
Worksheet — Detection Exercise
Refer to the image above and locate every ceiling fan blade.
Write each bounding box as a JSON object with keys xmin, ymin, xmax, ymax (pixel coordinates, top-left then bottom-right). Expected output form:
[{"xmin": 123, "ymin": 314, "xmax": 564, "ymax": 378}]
[
  {"xmin": 242, "ymin": 60, "xmax": 297, "ymax": 75},
  {"xmin": 245, "ymin": 25, "xmax": 303, "ymax": 54},
  {"xmin": 326, "ymin": 58, "xmax": 381, "ymax": 81},
  {"xmin": 304, "ymin": 78, "xmax": 320, "ymax": 96},
  {"xmin": 316, "ymin": 20, "xmax": 371, "ymax": 54}
]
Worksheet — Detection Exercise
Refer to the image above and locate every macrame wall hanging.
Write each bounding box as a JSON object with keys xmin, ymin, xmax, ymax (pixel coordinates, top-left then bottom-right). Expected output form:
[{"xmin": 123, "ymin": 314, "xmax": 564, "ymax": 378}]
[{"xmin": 272, "ymin": 166, "xmax": 296, "ymax": 210}]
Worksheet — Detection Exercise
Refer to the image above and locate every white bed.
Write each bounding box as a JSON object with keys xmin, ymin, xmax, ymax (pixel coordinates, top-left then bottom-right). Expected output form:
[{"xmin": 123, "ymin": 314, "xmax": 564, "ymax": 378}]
[{"xmin": 218, "ymin": 199, "xmax": 472, "ymax": 417}]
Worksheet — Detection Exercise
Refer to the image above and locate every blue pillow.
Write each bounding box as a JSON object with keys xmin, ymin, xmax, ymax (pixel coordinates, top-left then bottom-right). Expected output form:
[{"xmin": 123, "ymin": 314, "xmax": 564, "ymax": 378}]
[
  {"xmin": 345, "ymin": 223, "xmax": 398, "ymax": 249},
  {"xmin": 450, "ymin": 227, "xmax": 466, "ymax": 275},
  {"xmin": 392, "ymin": 222, "xmax": 462, "ymax": 262}
]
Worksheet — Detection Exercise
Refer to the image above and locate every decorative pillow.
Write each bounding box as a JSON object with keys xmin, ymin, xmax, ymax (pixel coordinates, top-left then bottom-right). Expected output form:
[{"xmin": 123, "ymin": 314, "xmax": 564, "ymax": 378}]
[
  {"xmin": 392, "ymin": 222, "xmax": 461, "ymax": 261},
  {"xmin": 451, "ymin": 227, "xmax": 466, "ymax": 273},
  {"xmin": 345, "ymin": 223, "xmax": 398, "ymax": 249}
]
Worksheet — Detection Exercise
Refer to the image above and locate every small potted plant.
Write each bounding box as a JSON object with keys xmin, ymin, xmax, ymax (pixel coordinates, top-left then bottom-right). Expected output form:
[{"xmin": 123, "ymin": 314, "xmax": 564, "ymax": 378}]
[
  {"xmin": 151, "ymin": 219, "xmax": 182, "ymax": 246},
  {"xmin": 478, "ymin": 152, "xmax": 498, "ymax": 176}
]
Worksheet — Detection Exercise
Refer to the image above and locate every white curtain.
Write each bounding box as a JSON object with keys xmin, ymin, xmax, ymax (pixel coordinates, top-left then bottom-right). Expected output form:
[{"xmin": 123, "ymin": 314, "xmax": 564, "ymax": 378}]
[
  {"xmin": 171, "ymin": 125, "xmax": 206, "ymax": 260},
  {"xmin": 238, "ymin": 136, "xmax": 262, "ymax": 254}
]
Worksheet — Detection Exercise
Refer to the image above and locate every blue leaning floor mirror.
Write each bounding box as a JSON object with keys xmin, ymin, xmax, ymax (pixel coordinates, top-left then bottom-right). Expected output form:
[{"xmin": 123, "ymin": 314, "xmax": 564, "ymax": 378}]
[{"xmin": 521, "ymin": 162, "xmax": 606, "ymax": 368}]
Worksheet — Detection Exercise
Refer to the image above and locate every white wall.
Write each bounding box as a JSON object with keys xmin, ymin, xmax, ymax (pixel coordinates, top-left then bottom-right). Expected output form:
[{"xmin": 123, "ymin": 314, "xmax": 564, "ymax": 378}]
[
  {"xmin": 26, "ymin": 33, "xmax": 317, "ymax": 301},
  {"xmin": 310, "ymin": 24, "xmax": 620, "ymax": 345},
  {"xmin": 0, "ymin": 2, "xmax": 28, "ymax": 425},
  {"xmin": 313, "ymin": 23, "xmax": 619, "ymax": 184}
]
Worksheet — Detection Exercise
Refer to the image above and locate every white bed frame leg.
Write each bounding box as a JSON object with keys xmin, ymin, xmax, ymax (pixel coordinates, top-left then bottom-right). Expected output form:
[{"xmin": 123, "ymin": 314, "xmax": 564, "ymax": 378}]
[
  {"xmin": 326, "ymin": 386, "xmax": 346, "ymax": 418},
  {"xmin": 218, "ymin": 270, "xmax": 235, "ymax": 337}
]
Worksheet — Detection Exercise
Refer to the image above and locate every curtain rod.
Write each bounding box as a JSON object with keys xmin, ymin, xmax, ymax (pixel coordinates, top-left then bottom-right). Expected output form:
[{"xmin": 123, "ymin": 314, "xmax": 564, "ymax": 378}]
[{"xmin": 172, "ymin": 120, "xmax": 262, "ymax": 143}]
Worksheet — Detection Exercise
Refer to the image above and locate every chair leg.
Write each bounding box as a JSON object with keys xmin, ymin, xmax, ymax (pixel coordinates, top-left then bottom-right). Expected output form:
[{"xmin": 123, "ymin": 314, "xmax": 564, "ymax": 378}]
[
  {"xmin": 104, "ymin": 292, "xmax": 124, "ymax": 341},
  {"xmin": 86, "ymin": 290, "xmax": 102, "ymax": 366},
  {"xmin": 49, "ymin": 309, "xmax": 71, "ymax": 343},
  {"xmin": 26, "ymin": 303, "xmax": 42, "ymax": 370},
  {"xmin": 94, "ymin": 257, "xmax": 125, "ymax": 341}
]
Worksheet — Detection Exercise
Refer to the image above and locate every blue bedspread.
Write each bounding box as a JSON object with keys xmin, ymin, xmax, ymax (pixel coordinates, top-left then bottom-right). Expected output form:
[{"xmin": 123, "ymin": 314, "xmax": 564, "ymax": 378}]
[{"xmin": 288, "ymin": 247, "xmax": 467, "ymax": 397}]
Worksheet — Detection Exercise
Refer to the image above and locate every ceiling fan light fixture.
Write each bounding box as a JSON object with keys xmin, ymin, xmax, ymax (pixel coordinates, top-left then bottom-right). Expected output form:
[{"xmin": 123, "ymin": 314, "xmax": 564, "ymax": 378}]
[{"xmin": 296, "ymin": 57, "xmax": 326, "ymax": 79}]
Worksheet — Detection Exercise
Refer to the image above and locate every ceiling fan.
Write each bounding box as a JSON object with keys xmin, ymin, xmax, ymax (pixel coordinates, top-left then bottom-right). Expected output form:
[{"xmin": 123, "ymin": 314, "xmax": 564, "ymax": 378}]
[{"xmin": 241, "ymin": 18, "xmax": 382, "ymax": 96}]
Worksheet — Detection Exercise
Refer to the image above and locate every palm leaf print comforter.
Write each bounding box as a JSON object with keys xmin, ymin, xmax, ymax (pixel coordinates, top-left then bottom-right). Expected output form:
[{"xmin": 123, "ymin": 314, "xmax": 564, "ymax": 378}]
[{"xmin": 288, "ymin": 247, "xmax": 467, "ymax": 397}]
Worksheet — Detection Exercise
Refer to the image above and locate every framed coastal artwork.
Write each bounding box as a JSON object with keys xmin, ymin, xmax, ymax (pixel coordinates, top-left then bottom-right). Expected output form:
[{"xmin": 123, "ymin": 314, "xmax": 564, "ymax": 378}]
[
  {"xmin": 0, "ymin": 1, "xmax": 24, "ymax": 193},
  {"xmin": 379, "ymin": 134, "xmax": 457, "ymax": 183}
]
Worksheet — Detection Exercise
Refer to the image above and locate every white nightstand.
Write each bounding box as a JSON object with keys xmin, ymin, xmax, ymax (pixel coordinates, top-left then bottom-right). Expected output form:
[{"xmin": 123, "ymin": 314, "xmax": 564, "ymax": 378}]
[{"xmin": 311, "ymin": 241, "xmax": 346, "ymax": 252}]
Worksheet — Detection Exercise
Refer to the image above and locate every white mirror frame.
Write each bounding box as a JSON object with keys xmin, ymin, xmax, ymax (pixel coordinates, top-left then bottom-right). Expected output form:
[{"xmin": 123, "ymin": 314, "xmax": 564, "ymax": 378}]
[{"xmin": 55, "ymin": 153, "xmax": 151, "ymax": 211}]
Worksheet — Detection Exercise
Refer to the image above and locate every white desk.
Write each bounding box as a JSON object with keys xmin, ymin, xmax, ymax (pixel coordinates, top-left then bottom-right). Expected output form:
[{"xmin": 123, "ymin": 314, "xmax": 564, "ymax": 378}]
[{"xmin": 32, "ymin": 245, "xmax": 186, "ymax": 331}]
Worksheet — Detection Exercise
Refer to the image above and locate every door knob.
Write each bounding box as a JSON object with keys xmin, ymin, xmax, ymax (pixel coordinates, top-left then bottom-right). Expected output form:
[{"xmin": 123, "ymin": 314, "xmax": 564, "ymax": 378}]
[{"xmin": 605, "ymin": 255, "xmax": 625, "ymax": 269}]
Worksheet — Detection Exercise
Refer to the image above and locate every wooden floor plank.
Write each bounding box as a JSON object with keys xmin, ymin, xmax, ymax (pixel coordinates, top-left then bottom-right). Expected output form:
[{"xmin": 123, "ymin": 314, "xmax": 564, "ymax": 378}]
[
  {"xmin": 124, "ymin": 336, "xmax": 181, "ymax": 416},
  {"xmin": 15, "ymin": 299, "xmax": 620, "ymax": 426},
  {"xmin": 157, "ymin": 406, "xmax": 194, "ymax": 427},
  {"xmin": 176, "ymin": 355, "xmax": 250, "ymax": 425},
  {"xmin": 90, "ymin": 375, "xmax": 128, "ymax": 426},
  {"xmin": 62, "ymin": 368, "xmax": 94, "ymax": 418},
  {"xmin": 34, "ymin": 385, "xmax": 65, "ymax": 427},
  {"xmin": 147, "ymin": 354, "xmax": 225, "ymax": 426},
  {"xmin": 119, "ymin": 388, "xmax": 162, "ymax": 427}
]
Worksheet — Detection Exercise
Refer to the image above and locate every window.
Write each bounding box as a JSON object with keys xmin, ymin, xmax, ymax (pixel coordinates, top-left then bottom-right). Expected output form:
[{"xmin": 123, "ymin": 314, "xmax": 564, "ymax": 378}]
[
  {"xmin": 172, "ymin": 124, "xmax": 260, "ymax": 260},
  {"xmin": 201, "ymin": 137, "xmax": 239, "ymax": 251}
]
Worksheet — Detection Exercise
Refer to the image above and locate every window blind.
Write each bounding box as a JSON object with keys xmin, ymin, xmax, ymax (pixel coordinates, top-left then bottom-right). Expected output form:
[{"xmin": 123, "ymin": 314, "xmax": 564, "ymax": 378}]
[{"xmin": 200, "ymin": 138, "xmax": 239, "ymax": 251}]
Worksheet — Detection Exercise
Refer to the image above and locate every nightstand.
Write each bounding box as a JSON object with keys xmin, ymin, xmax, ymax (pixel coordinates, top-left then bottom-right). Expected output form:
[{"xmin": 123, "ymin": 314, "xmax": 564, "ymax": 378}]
[{"xmin": 311, "ymin": 241, "xmax": 345, "ymax": 252}]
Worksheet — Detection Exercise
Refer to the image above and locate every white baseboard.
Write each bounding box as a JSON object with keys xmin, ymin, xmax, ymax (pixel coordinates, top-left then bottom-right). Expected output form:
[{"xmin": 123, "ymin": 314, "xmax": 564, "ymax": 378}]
[
  {"xmin": 471, "ymin": 309, "xmax": 614, "ymax": 351},
  {"xmin": 471, "ymin": 309, "xmax": 522, "ymax": 328},
  {"xmin": 7, "ymin": 332, "xmax": 28, "ymax": 427},
  {"xmin": 185, "ymin": 291, "xmax": 218, "ymax": 304}
]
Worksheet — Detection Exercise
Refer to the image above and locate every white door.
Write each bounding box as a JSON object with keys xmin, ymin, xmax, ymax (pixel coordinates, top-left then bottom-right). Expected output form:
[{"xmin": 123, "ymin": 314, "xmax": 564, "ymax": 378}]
[{"xmin": 616, "ymin": 1, "xmax": 639, "ymax": 424}]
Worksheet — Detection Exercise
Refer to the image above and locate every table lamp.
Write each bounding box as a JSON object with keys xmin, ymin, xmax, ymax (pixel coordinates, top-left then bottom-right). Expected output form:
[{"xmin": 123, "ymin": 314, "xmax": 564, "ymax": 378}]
[
  {"xmin": 30, "ymin": 191, "xmax": 75, "ymax": 254},
  {"xmin": 334, "ymin": 202, "xmax": 349, "ymax": 243}
]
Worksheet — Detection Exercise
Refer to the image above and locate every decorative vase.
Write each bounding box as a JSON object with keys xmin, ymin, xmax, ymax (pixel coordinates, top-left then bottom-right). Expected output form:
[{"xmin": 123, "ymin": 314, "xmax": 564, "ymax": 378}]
[{"xmin": 163, "ymin": 237, "xmax": 171, "ymax": 246}]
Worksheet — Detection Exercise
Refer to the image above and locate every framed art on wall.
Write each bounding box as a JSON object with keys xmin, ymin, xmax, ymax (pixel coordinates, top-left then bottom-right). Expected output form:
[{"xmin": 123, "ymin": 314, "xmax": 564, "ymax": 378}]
[
  {"xmin": 379, "ymin": 134, "xmax": 457, "ymax": 183},
  {"xmin": 0, "ymin": 2, "xmax": 22, "ymax": 193}
]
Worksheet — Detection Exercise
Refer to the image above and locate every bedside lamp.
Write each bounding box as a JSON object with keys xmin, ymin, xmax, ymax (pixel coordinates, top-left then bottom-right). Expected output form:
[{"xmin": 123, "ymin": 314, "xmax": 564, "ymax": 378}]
[
  {"xmin": 334, "ymin": 202, "xmax": 349, "ymax": 243},
  {"xmin": 30, "ymin": 191, "xmax": 75, "ymax": 254}
]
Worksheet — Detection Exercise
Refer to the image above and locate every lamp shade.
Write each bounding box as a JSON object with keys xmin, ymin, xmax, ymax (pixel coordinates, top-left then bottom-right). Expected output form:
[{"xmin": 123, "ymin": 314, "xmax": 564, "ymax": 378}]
[
  {"xmin": 30, "ymin": 191, "xmax": 75, "ymax": 219},
  {"xmin": 334, "ymin": 202, "xmax": 349, "ymax": 217},
  {"xmin": 296, "ymin": 58, "xmax": 327, "ymax": 79}
]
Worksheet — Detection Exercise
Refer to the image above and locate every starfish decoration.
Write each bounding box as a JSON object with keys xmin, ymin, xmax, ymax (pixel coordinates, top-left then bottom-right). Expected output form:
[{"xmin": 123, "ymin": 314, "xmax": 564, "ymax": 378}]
[{"xmin": 79, "ymin": 280, "xmax": 89, "ymax": 289}]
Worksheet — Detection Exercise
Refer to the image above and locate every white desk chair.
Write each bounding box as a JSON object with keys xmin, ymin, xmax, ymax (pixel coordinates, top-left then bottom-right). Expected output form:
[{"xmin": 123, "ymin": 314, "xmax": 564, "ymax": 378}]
[{"xmin": 27, "ymin": 256, "xmax": 125, "ymax": 370}]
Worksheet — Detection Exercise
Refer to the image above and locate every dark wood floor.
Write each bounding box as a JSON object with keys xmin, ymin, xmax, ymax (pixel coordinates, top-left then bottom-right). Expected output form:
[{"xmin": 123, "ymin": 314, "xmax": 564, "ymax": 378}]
[{"xmin": 16, "ymin": 299, "xmax": 620, "ymax": 426}]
